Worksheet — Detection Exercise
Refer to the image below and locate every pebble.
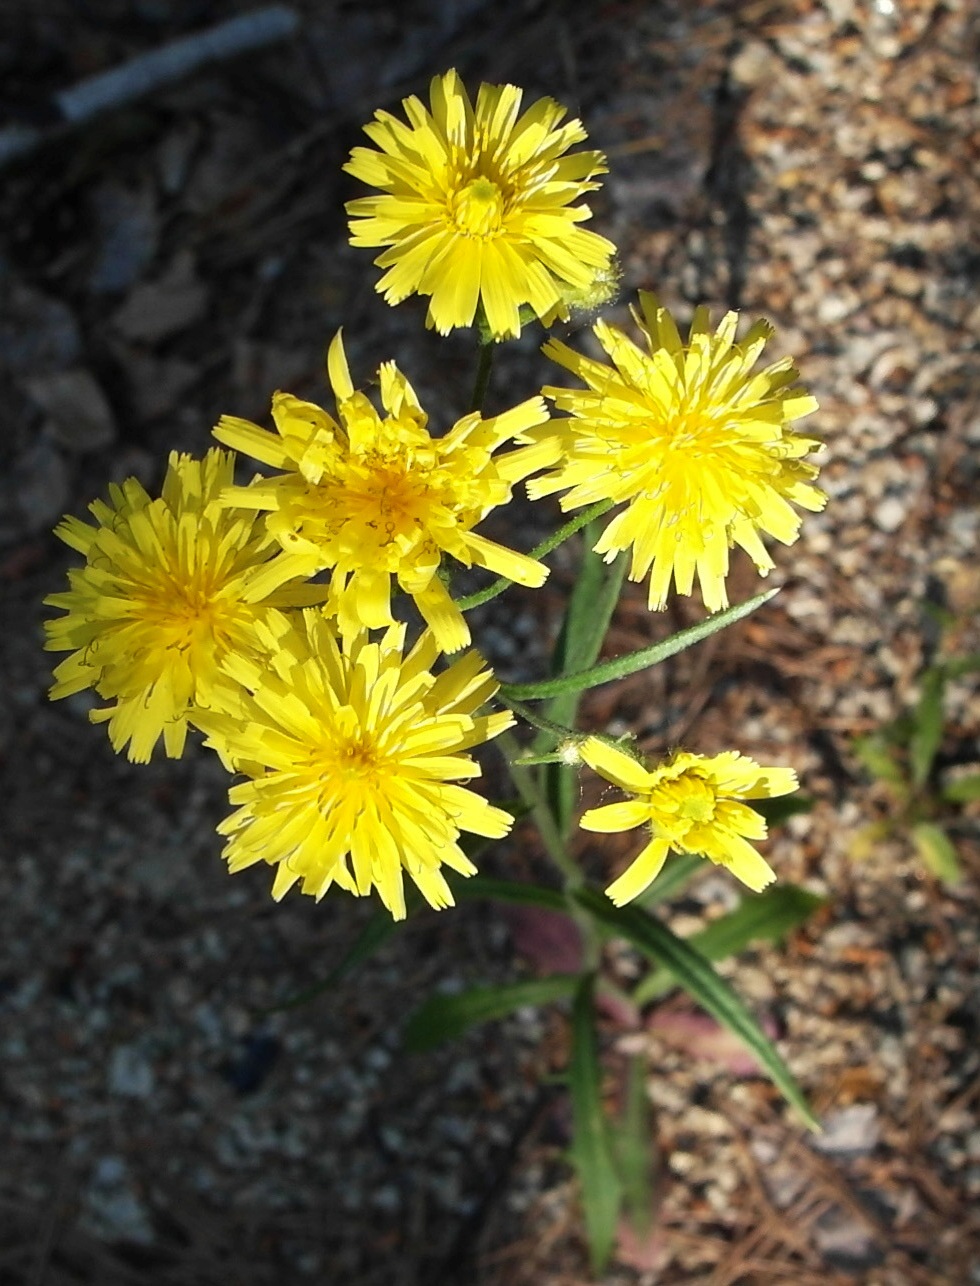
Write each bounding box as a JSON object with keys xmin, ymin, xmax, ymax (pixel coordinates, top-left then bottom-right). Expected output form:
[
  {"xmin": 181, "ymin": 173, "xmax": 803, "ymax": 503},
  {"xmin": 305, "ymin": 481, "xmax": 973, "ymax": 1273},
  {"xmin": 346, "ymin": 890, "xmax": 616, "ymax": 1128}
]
[
  {"xmin": 872, "ymin": 495, "xmax": 907, "ymax": 533},
  {"xmin": 25, "ymin": 368, "xmax": 117, "ymax": 452},
  {"xmin": 107, "ymin": 1044, "xmax": 156, "ymax": 1099},
  {"xmin": 814, "ymin": 1104, "xmax": 881, "ymax": 1156},
  {"xmin": 0, "ymin": 437, "xmax": 70, "ymax": 539}
]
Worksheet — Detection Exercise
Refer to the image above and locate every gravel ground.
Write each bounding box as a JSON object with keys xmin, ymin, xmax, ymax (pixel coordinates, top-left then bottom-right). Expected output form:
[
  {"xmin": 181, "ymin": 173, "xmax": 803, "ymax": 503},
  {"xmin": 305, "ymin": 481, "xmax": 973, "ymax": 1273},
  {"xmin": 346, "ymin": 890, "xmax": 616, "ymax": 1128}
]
[{"xmin": 1, "ymin": 1, "xmax": 978, "ymax": 1282}]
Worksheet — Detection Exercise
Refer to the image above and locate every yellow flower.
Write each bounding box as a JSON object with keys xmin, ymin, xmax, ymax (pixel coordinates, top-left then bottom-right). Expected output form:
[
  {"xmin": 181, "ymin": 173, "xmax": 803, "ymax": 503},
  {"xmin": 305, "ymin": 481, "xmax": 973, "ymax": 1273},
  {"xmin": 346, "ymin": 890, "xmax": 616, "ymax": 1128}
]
[
  {"xmin": 192, "ymin": 612, "xmax": 514, "ymax": 920},
  {"xmin": 579, "ymin": 738, "xmax": 798, "ymax": 903},
  {"xmin": 214, "ymin": 331, "xmax": 559, "ymax": 653},
  {"xmin": 44, "ymin": 449, "xmax": 322, "ymax": 763},
  {"xmin": 344, "ymin": 68, "xmax": 616, "ymax": 340},
  {"xmin": 529, "ymin": 292, "xmax": 825, "ymax": 612}
]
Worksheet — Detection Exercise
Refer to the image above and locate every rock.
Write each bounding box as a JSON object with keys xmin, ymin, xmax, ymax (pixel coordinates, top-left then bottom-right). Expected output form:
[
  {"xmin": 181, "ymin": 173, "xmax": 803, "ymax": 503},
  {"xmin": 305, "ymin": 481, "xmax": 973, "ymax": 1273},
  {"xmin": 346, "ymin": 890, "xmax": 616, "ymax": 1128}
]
[
  {"xmin": 88, "ymin": 182, "xmax": 160, "ymax": 295},
  {"xmin": 84, "ymin": 1155, "xmax": 155, "ymax": 1246},
  {"xmin": 24, "ymin": 368, "xmax": 116, "ymax": 451},
  {"xmin": 123, "ymin": 351, "xmax": 199, "ymax": 421},
  {"xmin": 730, "ymin": 40, "xmax": 771, "ymax": 88},
  {"xmin": 0, "ymin": 281, "xmax": 81, "ymax": 376},
  {"xmin": 812, "ymin": 1205, "xmax": 882, "ymax": 1270},
  {"xmin": 813, "ymin": 1104, "xmax": 880, "ymax": 1155},
  {"xmin": 112, "ymin": 252, "xmax": 208, "ymax": 343},
  {"xmin": 0, "ymin": 437, "xmax": 70, "ymax": 540},
  {"xmin": 107, "ymin": 1043, "xmax": 155, "ymax": 1099}
]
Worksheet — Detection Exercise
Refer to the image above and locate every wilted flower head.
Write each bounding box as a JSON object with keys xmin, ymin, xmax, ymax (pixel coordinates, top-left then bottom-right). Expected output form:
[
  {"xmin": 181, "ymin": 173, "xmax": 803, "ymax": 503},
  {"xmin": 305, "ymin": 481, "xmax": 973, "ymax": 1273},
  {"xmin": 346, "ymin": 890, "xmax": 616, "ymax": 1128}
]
[
  {"xmin": 214, "ymin": 331, "xmax": 559, "ymax": 653},
  {"xmin": 44, "ymin": 449, "xmax": 320, "ymax": 762},
  {"xmin": 530, "ymin": 292, "xmax": 825, "ymax": 612},
  {"xmin": 193, "ymin": 612, "xmax": 514, "ymax": 920},
  {"xmin": 344, "ymin": 68, "xmax": 616, "ymax": 340},
  {"xmin": 579, "ymin": 738, "xmax": 799, "ymax": 904}
]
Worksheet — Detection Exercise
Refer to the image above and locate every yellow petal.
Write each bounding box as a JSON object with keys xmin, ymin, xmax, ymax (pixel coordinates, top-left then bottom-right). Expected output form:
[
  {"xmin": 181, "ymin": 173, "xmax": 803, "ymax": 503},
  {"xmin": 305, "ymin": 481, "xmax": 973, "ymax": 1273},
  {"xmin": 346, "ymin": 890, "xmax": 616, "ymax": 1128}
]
[
  {"xmin": 580, "ymin": 737, "xmax": 651, "ymax": 794},
  {"xmin": 580, "ymin": 800, "xmax": 652, "ymax": 834},
  {"xmin": 605, "ymin": 839, "xmax": 671, "ymax": 906}
]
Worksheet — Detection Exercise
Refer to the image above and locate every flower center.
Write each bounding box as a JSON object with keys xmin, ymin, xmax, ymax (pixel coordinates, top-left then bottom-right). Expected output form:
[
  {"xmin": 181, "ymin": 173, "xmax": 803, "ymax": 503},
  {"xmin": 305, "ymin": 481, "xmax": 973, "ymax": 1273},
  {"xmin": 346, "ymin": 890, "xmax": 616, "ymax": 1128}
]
[
  {"xmin": 318, "ymin": 729, "xmax": 394, "ymax": 795},
  {"xmin": 673, "ymin": 776, "xmax": 717, "ymax": 824},
  {"xmin": 450, "ymin": 177, "xmax": 505, "ymax": 237},
  {"xmin": 141, "ymin": 577, "xmax": 231, "ymax": 654},
  {"xmin": 335, "ymin": 455, "xmax": 434, "ymax": 548}
]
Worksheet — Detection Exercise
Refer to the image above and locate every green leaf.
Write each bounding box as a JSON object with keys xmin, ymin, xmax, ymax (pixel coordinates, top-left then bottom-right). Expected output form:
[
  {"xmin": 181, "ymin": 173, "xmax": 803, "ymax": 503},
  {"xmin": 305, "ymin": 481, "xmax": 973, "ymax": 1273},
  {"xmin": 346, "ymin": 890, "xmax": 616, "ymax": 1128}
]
[
  {"xmin": 941, "ymin": 772, "xmax": 980, "ymax": 803},
  {"xmin": 574, "ymin": 888, "xmax": 819, "ymax": 1130},
  {"xmin": 750, "ymin": 794, "xmax": 816, "ymax": 825},
  {"xmin": 852, "ymin": 734, "xmax": 907, "ymax": 788},
  {"xmin": 501, "ymin": 588, "xmax": 779, "ymax": 702},
  {"xmin": 909, "ymin": 667, "xmax": 945, "ymax": 788},
  {"xmin": 944, "ymin": 652, "xmax": 980, "ymax": 679},
  {"xmin": 570, "ymin": 976, "xmax": 622, "ymax": 1275},
  {"xmin": 612, "ymin": 1054, "xmax": 657, "ymax": 1239},
  {"xmin": 632, "ymin": 884, "xmax": 826, "ymax": 1005},
  {"xmin": 912, "ymin": 821, "xmax": 962, "ymax": 884},
  {"xmin": 452, "ymin": 874, "xmax": 567, "ymax": 912},
  {"xmin": 403, "ymin": 975, "xmax": 579, "ymax": 1052}
]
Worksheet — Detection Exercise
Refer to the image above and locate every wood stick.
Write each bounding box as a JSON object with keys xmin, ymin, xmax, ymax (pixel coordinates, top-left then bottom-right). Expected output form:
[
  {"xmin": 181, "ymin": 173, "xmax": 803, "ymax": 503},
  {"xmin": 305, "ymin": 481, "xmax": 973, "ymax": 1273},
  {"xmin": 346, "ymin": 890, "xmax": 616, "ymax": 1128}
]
[{"xmin": 0, "ymin": 6, "xmax": 300, "ymax": 170}]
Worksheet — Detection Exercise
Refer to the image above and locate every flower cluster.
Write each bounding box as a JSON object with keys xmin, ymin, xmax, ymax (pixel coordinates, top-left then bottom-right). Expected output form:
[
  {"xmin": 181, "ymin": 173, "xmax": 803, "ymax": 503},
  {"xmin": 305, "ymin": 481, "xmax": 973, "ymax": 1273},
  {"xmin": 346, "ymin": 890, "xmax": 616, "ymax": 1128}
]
[{"xmin": 45, "ymin": 69, "xmax": 823, "ymax": 917}]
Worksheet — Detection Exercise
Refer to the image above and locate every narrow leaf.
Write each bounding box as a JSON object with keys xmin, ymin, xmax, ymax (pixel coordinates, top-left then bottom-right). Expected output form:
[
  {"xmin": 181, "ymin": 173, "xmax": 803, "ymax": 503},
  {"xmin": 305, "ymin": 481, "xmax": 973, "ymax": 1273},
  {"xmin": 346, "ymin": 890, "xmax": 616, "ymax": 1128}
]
[
  {"xmin": 612, "ymin": 1054, "xmax": 657, "ymax": 1239},
  {"xmin": 852, "ymin": 734, "xmax": 907, "ymax": 789},
  {"xmin": 633, "ymin": 884, "xmax": 825, "ymax": 1005},
  {"xmin": 909, "ymin": 667, "xmax": 945, "ymax": 788},
  {"xmin": 501, "ymin": 589, "xmax": 779, "ymax": 702},
  {"xmin": 944, "ymin": 652, "xmax": 980, "ymax": 678},
  {"xmin": 453, "ymin": 874, "xmax": 567, "ymax": 911},
  {"xmin": 570, "ymin": 976, "xmax": 622, "ymax": 1275},
  {"xmin": 750, "ymin": 794, "xmax": 815, "ymax": 825},
  {"xmin": 941, "ymin": 772, "xmax": 980, "ymax": 803},
  {"xmin": 912, "ymin": 821, "xmax": 961, "ymax": 884},
  {"xmin": 574, "ymin": 888, "xmax": 819, "ymax": 1130},
  {"xmin": 404, "ymin": 975, "xmax": 578, "ymax": 1052}
]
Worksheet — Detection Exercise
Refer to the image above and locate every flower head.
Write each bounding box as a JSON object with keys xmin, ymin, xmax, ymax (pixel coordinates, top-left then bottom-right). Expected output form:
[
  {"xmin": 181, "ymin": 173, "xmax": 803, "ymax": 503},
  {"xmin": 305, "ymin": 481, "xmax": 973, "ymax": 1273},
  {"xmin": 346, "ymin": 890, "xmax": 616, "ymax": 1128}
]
[
  {"xmin": 344, "ymin": 68, "xmax": 616, "ymax": 340},
  {"xmin": 44, "ymin": 449, "xmax": 321, "ymax": 763},
  {"xmin": 529, "ymin": 292, "xmax": 825, "ymax": 612},
  {"xmin": 579, "ymin": 738, "xmax": 798, "ymax": 904},
  {"xmin": 214, "ymin": 331, "xmax": 559, "ymax": 653},
  {"xmin": 192, "ymin": 612, "xmax": 514, "ymax": 920}
]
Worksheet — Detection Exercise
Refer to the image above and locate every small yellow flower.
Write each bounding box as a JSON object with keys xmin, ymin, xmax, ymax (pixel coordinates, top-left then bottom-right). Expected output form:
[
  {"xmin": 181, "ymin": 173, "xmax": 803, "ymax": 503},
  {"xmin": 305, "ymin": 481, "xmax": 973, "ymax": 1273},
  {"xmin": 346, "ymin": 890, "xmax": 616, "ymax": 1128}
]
[
  {"xmin": 44, "ymin": 450, "xmax": 322, "ymax": 763},
  {"xmin": 192, "ymin": 612, "xmax": 514, "ymax": 920},
  {"xmin": 579, "ymin": 738, "xmax": 799, "ymax": 903},
  {"xmin": 529, "ymin": 292, "xmax": 825, "ymax": 612},
  {"xmin": 344, "ymin": 68, "xmax": 616, "ymax": 340},
  {"xmin": 214, "ymin": 331, "xmax": 559, "ymax": 653}
]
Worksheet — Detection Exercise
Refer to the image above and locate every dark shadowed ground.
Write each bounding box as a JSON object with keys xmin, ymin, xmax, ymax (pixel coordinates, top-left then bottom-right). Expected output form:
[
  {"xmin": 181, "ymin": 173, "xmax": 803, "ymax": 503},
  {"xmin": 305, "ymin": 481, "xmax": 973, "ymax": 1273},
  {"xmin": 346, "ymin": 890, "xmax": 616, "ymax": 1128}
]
[{"xmin": 1, "ymin": 1, "xmax": 979, "ymax": 1282}]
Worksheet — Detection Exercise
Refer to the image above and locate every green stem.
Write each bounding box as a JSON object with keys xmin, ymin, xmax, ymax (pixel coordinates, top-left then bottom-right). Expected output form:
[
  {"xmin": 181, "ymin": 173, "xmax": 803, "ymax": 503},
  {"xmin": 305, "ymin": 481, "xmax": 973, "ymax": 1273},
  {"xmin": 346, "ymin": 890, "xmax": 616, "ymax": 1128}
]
[
  {"xmin": 498, "ymin": 730, "xmax": 581, "ymax": 888},
  {"xmin": 456, "ymin": 498, "xmax": 615, "ymax": 613},
  {"xmin": 510, "ymin": 751, "xmax": 573, "ymax": 767},
  {"xmin": 501, "ymin": 588, "xmax": 780, "ymax": 701},
  {"xmin": 498, "ymin": 732, "xmax": 603, "ymax": 972},
  {"xmin": 499, "ymin": 694, "xmax": 583, "ymax": 747},
  {"xmin": 469, "ymin": 341, "xmax": 495, "ymax": 414}
]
